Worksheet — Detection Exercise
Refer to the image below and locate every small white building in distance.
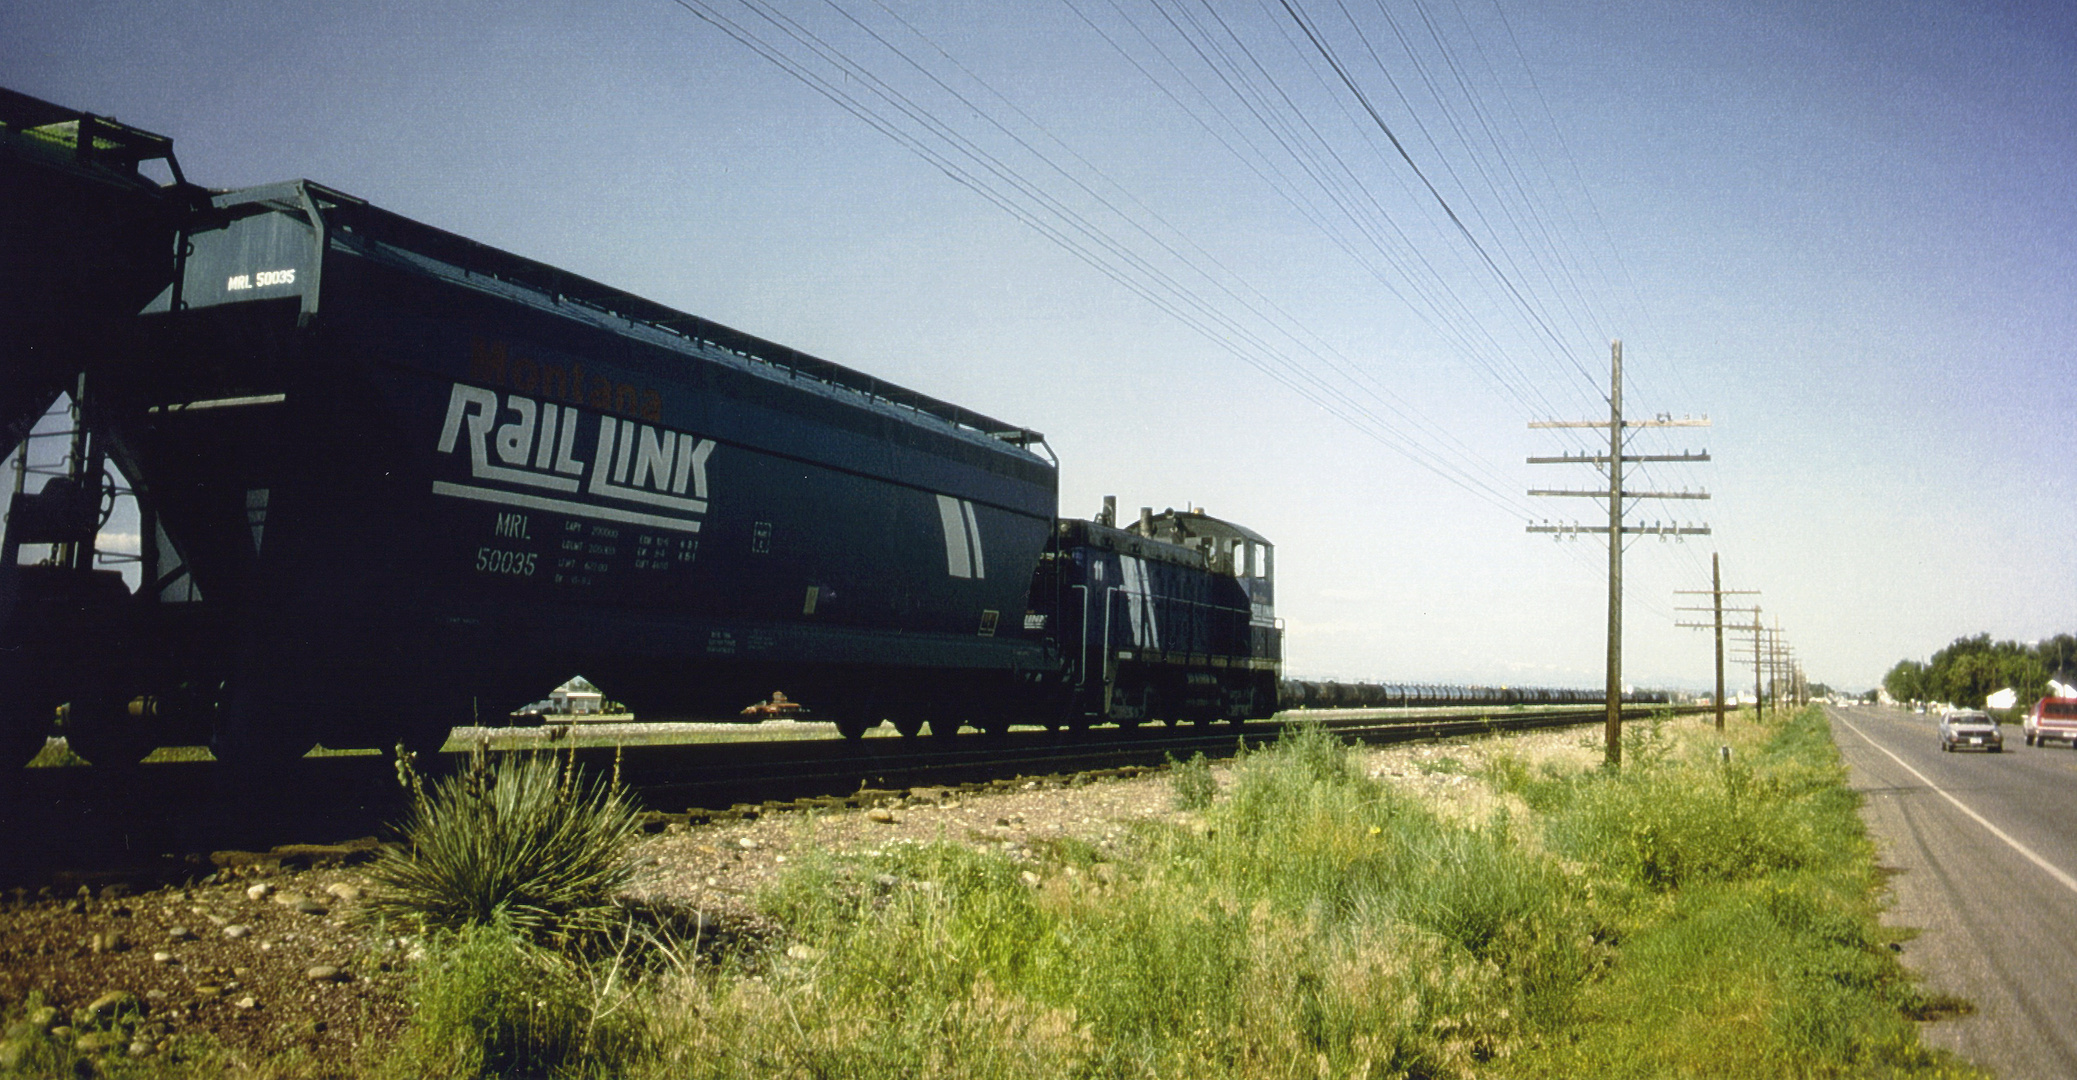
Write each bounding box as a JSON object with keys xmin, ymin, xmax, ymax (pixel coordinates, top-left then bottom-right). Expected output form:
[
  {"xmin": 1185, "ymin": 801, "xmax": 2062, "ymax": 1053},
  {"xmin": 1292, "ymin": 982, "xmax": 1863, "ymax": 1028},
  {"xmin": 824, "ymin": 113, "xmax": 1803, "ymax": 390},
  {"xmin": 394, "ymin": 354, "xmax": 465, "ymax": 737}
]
[{"xmin": 551, "ymin": 677, "xmax": 605, "ymax": 715}]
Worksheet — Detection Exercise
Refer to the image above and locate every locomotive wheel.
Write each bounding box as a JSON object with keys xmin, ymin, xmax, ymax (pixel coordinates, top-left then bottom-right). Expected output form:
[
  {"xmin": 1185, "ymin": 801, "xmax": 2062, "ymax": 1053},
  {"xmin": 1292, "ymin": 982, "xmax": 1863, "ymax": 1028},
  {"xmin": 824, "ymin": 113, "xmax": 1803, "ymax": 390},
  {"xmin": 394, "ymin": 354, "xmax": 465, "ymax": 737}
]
[
  {"xmin": 833, "ymin": 716, "xmax": 872, "ymax": 740},
  {"xmin": 892, "ymin": 716, "xmax": 925, "ymax": 738},
  {"xmin": 59, "ymin": 698, "xmax": 159, "ymax": 768},
  {"xmin": 930, "ymin": 718, "xmax": 963, "ymax": 742}
]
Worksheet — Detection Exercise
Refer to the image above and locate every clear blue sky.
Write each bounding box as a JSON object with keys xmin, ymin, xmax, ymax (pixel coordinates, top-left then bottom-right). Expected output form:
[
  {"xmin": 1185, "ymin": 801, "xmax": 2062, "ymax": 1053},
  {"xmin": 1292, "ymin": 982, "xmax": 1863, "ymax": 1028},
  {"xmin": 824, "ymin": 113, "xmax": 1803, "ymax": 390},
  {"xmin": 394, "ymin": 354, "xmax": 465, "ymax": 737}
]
[{"xmin": 6, "ymin": 0, "xmax": 2071, "ymax": 691}]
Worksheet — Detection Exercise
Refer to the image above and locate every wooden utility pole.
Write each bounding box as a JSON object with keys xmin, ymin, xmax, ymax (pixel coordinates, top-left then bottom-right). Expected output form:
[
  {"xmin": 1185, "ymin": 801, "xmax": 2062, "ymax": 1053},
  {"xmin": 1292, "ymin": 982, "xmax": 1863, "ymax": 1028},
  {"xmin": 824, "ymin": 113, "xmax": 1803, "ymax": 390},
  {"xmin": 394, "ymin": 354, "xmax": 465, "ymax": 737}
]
[
  {"xmin": 1745, "ymin": 619, "xmax": 1794, "ymax": 715},
  {"xmin": 1721, "ymin": 607, "xmax": 1763, "ymax": 719},
  {"xmin": 1744, "ymin": 606, "xmax": 1761, "ymax": 718},
  {"xmin": 1675, "ymin": 555, "xmax": 1758, "ymax": 732},
  {"xmin": 1768, "ymin": 619, "xmax": 1797, "ymax": 707},
  {"xmin": 1766, "ymin": 620, "xmax": 1781, "ymax": 708},
  {"xmin": 1730, "ymin": 612, "xmax": 1770, "ymax": 719},
  {"xmin": 1604, "ymin": 342, "xmax": 1624, "ymax": 765},
  {"xmin": 1528, "ymin": 340, "xmax": 1710, "ymax": 767},
  {"xmin": 1712, "ymin": 556, "xmax": 1723, "ymax": 730}
]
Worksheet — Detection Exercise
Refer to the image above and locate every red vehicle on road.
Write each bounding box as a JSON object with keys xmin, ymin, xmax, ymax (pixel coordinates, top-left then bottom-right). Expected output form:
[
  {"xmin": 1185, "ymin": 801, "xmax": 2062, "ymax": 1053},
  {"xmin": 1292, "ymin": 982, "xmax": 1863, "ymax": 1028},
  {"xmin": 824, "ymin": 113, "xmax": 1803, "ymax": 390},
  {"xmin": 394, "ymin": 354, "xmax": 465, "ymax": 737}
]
[{"xmin": 2023, "ymin": 697, "xmax": 2077, "ymax": 747}]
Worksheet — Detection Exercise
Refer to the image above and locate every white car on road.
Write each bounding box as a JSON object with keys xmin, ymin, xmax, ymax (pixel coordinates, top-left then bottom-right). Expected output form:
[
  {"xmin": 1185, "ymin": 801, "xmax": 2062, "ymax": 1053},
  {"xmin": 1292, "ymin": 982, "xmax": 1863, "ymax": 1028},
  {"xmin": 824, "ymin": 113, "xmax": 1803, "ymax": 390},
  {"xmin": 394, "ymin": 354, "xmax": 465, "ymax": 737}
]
[{"xmin": 1939, "ymin": 710, "xmax": 2003, "ymax": 753}]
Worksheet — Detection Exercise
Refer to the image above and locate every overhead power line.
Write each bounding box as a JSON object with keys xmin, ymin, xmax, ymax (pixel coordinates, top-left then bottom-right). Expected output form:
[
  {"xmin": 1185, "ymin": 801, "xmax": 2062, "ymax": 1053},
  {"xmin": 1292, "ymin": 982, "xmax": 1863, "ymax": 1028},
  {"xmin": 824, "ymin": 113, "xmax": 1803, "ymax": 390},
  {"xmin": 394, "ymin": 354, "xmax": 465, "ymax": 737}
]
[{"xmin": 661, "ymin": 0, "xmax": 1710, "ymax": 548}]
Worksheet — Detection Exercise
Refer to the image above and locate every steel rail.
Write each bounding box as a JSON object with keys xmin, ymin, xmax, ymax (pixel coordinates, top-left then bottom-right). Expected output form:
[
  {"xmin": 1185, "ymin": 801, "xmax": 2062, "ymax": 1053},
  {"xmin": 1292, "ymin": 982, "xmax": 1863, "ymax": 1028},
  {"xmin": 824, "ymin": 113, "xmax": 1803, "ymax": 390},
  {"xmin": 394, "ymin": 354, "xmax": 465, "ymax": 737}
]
[{"xmin": 0, "ymin": 704, "xmax": 1709, "ymax": 885}]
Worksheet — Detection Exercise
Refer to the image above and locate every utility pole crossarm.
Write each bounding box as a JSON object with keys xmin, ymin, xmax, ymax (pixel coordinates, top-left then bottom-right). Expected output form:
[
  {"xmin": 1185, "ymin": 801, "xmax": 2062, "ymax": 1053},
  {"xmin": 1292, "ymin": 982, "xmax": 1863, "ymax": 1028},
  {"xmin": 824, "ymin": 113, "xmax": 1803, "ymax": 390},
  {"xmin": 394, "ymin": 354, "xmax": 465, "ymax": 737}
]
[
  {"xmin": 1525, "ymin": 524, "xmax": 1711, "ymax": 535},
  {"xmin": 1528, "ymin": 418, "xmax": 1712, "ymax": 429},
  {"xmin": 1529, "ymin": 489, "xmax": 1711, "ymax": 499},
  {"xmin": 1527, "ymin": 452, "xmax": 1712, "ymax": 464},
  {"xmin": 1524, "ymin": 341, "xmax": 1714, "ymax": 768}
]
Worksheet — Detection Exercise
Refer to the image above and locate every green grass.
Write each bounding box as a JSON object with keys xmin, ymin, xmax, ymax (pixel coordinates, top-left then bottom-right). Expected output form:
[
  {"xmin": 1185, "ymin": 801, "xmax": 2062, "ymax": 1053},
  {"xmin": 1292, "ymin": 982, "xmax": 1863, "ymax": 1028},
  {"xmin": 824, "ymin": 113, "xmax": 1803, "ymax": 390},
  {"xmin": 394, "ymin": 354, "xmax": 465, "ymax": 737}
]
[
  {"xmin": 377, "ymin": 922, "xmax": 650, "ymax": 1080},
  {"xmin": 230, "ymin": 706, "xmax": 1970, "ymax": 1080},
  {"xmin": 638, "ymin": 723, "xmax": 1588, "ymax": 1077},
  {"xmin": 354, "ymin": 748, "xmax": 655, "ymax": 1079},
  {"xmin": 1166, "ymin": 750, "xmax": 1218, "ymax": 809},
  {"xmin": 1502, "ymin": 708, "xmax": 1981, "ymax": 1079},
  {"xmin": 15, "ymin": 701, "xmax": 1975, "ymax": 1079},
  {"xmin": 19, "ymin": 706, "xmax": 1980, "ymax": 1079},
  {"xmin": 626, "ymin": 709, "xmax": 1978, "ymax": 1080}
]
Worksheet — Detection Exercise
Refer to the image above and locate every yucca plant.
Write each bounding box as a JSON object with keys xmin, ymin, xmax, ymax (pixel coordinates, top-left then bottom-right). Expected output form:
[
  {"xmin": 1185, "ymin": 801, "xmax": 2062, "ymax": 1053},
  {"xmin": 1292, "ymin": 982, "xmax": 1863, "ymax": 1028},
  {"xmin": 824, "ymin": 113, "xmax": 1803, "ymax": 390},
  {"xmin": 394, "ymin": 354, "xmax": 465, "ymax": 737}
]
[{"xmin": 363, "ymin": 747, "xmax": 643, "ymax": 945}]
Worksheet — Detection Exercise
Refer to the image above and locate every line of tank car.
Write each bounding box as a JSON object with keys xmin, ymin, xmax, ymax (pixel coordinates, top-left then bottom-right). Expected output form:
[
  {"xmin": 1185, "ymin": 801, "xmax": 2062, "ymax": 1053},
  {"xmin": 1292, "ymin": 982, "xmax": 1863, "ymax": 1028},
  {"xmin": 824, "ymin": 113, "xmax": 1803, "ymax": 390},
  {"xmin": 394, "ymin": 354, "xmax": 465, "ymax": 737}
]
[{"xmin": 0, "ymin": 87, "xmax": 1280, "ymax": 769}]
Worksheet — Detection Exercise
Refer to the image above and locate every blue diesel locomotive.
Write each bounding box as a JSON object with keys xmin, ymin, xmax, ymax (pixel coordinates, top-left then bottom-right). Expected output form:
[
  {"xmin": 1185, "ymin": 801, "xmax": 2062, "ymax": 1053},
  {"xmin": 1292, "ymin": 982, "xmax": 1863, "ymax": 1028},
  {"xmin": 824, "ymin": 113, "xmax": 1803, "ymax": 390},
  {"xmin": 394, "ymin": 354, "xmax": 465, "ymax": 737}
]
[{"xmin": 0, "ymin": 89, "xmax": 1280, "ymax": 767}]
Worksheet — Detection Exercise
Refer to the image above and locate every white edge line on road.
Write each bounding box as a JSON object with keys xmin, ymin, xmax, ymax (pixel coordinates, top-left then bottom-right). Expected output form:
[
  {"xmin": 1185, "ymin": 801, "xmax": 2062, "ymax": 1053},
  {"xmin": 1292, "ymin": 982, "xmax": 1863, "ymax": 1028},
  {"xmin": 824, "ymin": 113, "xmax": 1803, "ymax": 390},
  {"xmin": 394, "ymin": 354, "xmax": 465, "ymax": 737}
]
[{"xmin": 1835, "ymin": 710, "xmax": 2077, "ymax": 898}]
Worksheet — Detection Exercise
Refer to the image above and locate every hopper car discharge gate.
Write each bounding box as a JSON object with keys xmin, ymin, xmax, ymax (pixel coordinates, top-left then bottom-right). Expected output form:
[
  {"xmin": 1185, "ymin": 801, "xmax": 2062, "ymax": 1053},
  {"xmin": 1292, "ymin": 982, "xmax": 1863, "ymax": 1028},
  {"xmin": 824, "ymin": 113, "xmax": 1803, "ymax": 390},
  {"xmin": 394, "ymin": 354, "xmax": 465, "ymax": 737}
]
[{"xmin": 0, "ymin": 86, "xmax": 1280, "ymax": 770}]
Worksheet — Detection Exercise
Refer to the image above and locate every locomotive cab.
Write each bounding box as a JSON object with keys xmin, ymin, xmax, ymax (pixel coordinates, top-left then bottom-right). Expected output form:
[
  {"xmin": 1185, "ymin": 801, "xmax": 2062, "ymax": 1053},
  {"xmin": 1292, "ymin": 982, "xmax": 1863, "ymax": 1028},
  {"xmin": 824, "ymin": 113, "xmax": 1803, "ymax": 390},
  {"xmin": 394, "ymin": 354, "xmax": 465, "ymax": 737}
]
[{"xmin": 1134, "ymin": 506, "xmax": 1276, "ymax": 633}]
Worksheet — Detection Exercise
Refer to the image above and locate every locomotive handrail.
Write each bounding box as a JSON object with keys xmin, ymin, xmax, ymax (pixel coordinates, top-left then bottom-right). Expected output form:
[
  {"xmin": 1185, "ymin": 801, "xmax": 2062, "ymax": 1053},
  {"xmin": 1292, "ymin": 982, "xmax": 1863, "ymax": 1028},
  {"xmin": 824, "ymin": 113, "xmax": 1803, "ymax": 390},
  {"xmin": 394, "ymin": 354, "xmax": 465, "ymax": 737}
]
[{"xmin": 1069, "ymin": 583, "xmax": 1091, "ymax": 689}]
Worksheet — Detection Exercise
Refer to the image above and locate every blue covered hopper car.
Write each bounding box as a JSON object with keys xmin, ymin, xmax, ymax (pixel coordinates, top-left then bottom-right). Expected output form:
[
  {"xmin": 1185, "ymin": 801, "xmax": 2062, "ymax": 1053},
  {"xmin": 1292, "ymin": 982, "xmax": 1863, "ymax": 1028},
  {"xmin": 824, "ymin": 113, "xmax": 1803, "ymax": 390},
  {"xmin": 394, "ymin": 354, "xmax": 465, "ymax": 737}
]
[{"xmin": 0, "ymin": 89, "xmax": 1280, "ymax": 767}]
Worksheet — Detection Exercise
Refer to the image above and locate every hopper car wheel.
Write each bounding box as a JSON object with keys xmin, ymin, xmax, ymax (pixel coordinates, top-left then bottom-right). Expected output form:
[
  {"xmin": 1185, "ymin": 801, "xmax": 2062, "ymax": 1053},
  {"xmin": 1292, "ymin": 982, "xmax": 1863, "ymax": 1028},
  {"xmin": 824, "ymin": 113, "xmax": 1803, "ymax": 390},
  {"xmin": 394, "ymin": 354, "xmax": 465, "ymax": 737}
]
[
  {"xmin": 1138, "ymin": 686, "xmax": 1166, "ymax": 727},
  {"xmin": 892, "ymin": 716, "xmax": 925, "ymax": 739},
  {"xmin": 210, "ymin": 728, "xmax": 315, "ymax": 770},
  {"xmin": 209, "ymin": 698, "xmax": 316, "ymax": 771},
  {"xmin": 60, "ymin": 698, "xmax": 158, "ymax": 768},
  {"xmin": 833, "ymin": 716, "xmax": 872, "ymax": 740},
  {"xmin": 930, "ymin": 718, "xmax": 962, "ymax": 742}
]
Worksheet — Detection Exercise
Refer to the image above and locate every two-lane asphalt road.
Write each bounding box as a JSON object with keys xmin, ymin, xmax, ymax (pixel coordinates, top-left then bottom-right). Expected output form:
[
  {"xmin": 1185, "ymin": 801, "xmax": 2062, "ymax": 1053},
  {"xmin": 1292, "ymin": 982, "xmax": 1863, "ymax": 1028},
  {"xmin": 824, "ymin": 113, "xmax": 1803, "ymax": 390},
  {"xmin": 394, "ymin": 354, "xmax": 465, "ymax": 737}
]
[{"xmin": 1830, "ymin": 704, "xmax": 2077, "ymax": 1077}]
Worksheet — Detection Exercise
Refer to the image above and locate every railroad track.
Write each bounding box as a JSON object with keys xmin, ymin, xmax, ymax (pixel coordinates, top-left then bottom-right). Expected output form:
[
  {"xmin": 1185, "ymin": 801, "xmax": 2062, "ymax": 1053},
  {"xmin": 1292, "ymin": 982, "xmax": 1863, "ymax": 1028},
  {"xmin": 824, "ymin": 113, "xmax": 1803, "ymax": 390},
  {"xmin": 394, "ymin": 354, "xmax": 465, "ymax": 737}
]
[
  {"xmin": 633, "ymin": 704, "xmax": 1705, "ymax": 819},
  {"xmin": 0, "ymin": 704, "xmax": 1706, "ymax": 888}
]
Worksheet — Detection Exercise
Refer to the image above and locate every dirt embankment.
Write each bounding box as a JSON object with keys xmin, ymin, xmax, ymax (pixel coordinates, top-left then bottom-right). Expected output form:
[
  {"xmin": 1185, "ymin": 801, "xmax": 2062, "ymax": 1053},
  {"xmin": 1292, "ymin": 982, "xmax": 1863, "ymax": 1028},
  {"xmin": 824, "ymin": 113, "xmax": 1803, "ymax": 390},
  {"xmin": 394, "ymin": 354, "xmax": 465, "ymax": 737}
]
[{"xmin": 0, "ymin": 727, "xmax": 1590, "ymax": 1073}]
